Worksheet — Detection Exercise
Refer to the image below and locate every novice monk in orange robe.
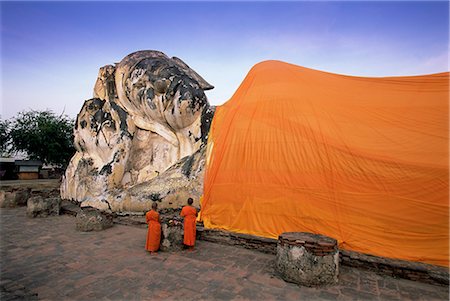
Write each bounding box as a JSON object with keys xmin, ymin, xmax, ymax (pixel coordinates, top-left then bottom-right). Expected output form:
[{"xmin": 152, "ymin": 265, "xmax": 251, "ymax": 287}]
[
  {"xmin": 180, "ymin": 197, "xmax": 197, "ymax": 250},
  {"xmin": 145, "ymin": 202, "xmax": 161, "ymax": 254}
]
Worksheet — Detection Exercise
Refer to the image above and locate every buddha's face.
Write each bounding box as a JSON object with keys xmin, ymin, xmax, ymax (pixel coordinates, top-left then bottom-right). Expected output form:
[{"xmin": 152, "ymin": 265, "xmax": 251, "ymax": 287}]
[
  {"xmin": 121, "ymin": 57, "xmax": 208, "ymax": 131},
  {"xmin": 74, "ymin": 98, "xmax": 133, "ymax": 161}
]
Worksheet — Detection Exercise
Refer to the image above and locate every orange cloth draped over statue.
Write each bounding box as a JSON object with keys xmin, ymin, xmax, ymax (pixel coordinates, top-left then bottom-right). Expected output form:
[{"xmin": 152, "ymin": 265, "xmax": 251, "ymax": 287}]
[
  {"xmin": 200, "ymin": 60, "xmax": 449, "ymax": 267},
  {"xmin": 145, "ymin": 210, "xmax": 161, "ymax": 252},
  {"xmin": 181, "ymin": 206, "xmax": 197, "ymax": 246}
]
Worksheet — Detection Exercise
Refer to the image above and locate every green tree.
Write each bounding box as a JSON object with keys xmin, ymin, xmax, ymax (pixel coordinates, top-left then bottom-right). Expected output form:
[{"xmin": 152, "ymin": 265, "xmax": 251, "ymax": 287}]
[
  {"xmin": 0, "ymin": 117, "xmax": 11, "ymax": 156},
  {"xmin": 9, "ymin": 110, "xmax": 75, "ymax": 167}
]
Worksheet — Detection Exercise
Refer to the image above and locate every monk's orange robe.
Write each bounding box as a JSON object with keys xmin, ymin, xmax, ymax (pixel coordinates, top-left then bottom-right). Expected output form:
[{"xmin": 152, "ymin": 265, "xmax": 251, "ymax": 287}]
[
  {"xmin": 180, "ymin": 206, "xmax": 197, "ymax": 246},
  {"xmin": 145, "ymin": 209, "xmax": 161, "ymax": 252}
]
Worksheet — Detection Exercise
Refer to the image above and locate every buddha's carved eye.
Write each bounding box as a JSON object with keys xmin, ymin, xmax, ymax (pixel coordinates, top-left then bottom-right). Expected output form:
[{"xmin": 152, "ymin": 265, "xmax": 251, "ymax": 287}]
[{"xmin": 154, "ymin": 79, "xmax": 169, "ymax": 94}]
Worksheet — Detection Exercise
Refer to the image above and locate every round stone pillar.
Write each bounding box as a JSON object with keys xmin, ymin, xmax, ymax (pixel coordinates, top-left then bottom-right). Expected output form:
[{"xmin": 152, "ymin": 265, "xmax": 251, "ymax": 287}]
[{"xmin": 276, "ymin": 232, "xmax": 339, "ymax": 286}]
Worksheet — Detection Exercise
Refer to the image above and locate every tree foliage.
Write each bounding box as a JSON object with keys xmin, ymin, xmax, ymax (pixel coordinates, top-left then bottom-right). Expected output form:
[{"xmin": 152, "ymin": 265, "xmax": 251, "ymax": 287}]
[
  {"xmin": 8, "ymin": 110, "xmax": 75, "ymax": 167},
  {"xmin": 0, "ymin": 118, "xmax": 11, "ymax": 156}
]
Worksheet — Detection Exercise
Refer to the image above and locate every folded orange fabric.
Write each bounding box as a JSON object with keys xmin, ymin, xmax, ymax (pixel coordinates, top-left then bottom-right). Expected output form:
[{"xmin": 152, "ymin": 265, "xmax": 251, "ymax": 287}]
[{"xmin": 201, "ymin": 61, "xmax": 449, "ymax": 267}]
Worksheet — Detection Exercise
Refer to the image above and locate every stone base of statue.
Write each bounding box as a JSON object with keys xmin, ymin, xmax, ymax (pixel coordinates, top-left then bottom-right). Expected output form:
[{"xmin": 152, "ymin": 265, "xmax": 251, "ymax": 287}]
[{"xmin": 276, "ymin": 232, "xmax": 339, "ymax": 286}]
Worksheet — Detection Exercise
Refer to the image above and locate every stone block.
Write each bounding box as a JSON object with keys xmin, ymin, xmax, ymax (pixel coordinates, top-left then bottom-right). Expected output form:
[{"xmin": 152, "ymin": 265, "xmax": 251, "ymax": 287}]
[
  {"xmin": 0, "ymin": 189, "xmax": 30, "ymax": 208},
  {"xmin": 276, "ymin": 232, "xmax": 339, "ymax": 286},
  {"xmin": 160, "ymin": 220, "xmax": 183, "ymax": 251},
  {"xmin": 14, "ymin": 189, "xmax": 30, "ymax": 206},
  {"xmin": 31, "ymin": 188, "xmax": 59, "ymax": 198},
  {"xmin": 27, "ymin": 196, "xmax": 61, "ymax": 218},
  {"xmin": 0, "ymin": 191, "xmax": 19, "ymax": 208},
  {"xmin": 76, "ymin": 207, "xmax": 113, "ymax": 231}
]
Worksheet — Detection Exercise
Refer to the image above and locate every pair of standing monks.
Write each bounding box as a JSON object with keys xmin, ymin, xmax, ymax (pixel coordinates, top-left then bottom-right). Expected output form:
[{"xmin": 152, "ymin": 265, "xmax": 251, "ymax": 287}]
[{"xmin": 145, "ymin": 197, "xmax": 198, "ymax": 254}]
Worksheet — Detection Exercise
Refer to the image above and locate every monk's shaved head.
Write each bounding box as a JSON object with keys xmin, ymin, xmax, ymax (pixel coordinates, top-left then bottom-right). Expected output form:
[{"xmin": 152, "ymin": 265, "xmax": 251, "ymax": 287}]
[
  {"xmin": 152, "ymin": 202, "xmax": 158, "ymax": 210},
  {"xmin": 187, "ymin": 198, "xmax": 193, "ymax": 205}
]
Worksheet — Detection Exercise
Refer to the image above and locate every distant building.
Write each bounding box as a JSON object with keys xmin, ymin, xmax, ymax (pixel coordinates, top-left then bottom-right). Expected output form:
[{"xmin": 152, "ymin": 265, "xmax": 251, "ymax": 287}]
[
  {"xmin": 0, "ymin": 158, "xmax": 16, "ymax": 180},
  {"xmin": 14, "ymin": 160, "xmax": 43, "ymax": 180}
]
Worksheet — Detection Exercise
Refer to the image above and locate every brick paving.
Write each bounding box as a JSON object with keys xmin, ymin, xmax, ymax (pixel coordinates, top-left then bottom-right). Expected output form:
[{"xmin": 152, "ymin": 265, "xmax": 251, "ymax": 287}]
[{"xmin": 0, "ymin": 207, "xmax": 448, "ymax": 301}]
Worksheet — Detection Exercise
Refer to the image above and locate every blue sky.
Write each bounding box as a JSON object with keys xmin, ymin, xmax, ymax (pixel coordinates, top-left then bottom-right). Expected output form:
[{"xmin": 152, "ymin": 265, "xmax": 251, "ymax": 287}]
[{"xmin": 1, "ymin": 1, "xmax": 449, "ymax": 119}]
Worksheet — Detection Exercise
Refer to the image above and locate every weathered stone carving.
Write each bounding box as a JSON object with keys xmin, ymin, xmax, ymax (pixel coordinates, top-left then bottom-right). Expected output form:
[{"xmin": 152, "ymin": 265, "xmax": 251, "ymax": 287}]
[
  {"xmin": 61, "ymin": 98, "xmax": 134, "ymax": 208},
  {"xmin": 61, "ymin": 50, "xmax": 214, "ymax": 212},
  {"xmin": 160, "ymin": 222, "xmax": 184, "ymax": 251}
]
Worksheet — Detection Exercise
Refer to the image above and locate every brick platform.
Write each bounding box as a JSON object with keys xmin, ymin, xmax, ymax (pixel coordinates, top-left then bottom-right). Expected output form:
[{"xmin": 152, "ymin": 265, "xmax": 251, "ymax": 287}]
[
  {"xmin": 198, "ymin": 228, "xmax": 449, "ymax": 286},
  {"xmin": 1, "ymin": 207, "xmax": 448, "ymax": 300},
  {"xmin": 64, "ymin": 204, "xmax": 449, "ymax": 286}
]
